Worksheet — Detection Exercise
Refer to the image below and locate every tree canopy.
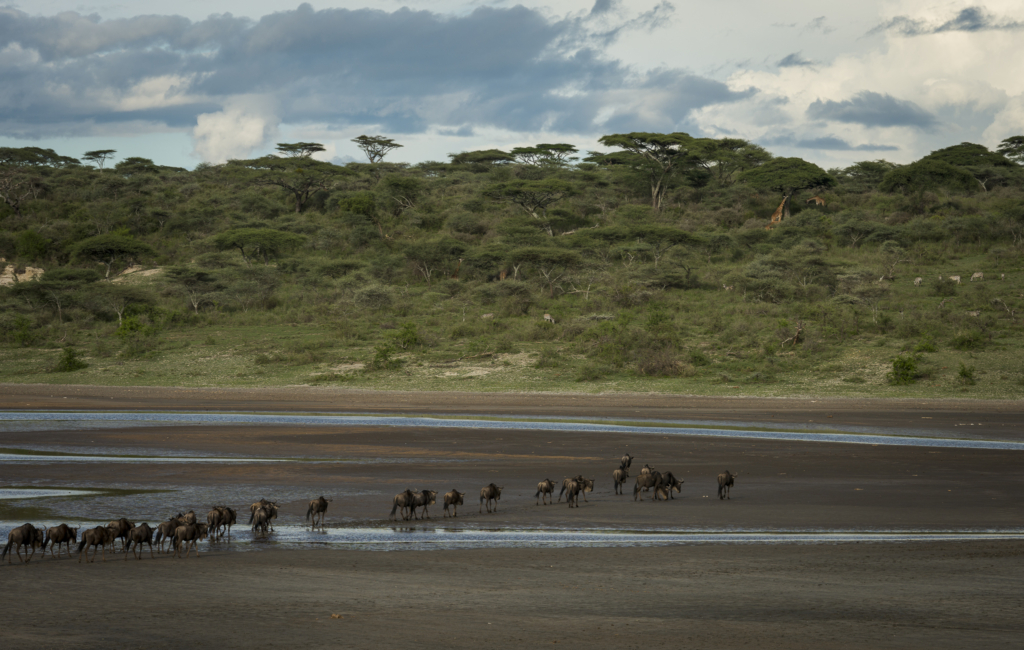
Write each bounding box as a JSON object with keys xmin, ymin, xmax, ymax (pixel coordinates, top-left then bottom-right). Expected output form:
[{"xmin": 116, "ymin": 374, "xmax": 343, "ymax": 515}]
[{"xmin": 352, "ymin": 135, "xmax": 403, "ymax": 164}]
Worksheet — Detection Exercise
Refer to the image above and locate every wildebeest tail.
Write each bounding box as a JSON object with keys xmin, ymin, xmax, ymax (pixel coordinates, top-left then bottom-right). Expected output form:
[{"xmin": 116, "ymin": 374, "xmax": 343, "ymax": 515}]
[
  {"xmin": 76, "ymin": 538, "xmax": 87, "ymax": 554},
  {"xmin": 717, "ymin": 482, "xmax": 723, "ymax": 498},
  {"xmin": 389, "ymin": 501, "xmax": 399, "ymax": 518},
  {"xmin": 306, "ymin": 503, "xmax": 313, "ymax": 521},
  {"xmin": 247, "ymin": 509, "xmax": 255, "ymax": 525},
  {"xmin": 1, "ymin": 539, "xmax": 11, "ymax": 560}
]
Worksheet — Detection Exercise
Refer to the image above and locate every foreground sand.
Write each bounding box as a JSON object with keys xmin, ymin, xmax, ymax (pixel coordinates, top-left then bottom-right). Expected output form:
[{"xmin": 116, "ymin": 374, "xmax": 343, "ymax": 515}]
[{"xmin": 1, "ymin": 385, "xmax": 1023, "ymax": 648}]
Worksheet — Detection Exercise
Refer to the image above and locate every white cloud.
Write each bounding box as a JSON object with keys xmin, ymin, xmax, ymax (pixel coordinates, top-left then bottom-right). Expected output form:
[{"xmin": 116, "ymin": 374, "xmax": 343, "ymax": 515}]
[{"xmin": 192, "ymin": 99, "xmax": 278, "ymax": 163}]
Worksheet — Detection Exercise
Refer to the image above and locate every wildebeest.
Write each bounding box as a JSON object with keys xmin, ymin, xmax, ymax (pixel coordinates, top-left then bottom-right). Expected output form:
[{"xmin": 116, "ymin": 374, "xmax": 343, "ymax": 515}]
[
  {"xmin": 634, "ymin": 473, "xmax": 668, "ymax": 501},
  {"xmin": 212, "ymin": 506, "xmax": 237, "ymax": 539},
  {"xmin": 155, "ymin": 515, "xmax": 186, "ymax": 553},
  {"xmin": 77, "ymin": 526, "xmax": 115, "ymax": 563},
  {"xmin": 306, "ymin": 496, "xmax": 331, "ymax": 528},
  {"xmin": 640, "ymin": 464, "xmax": 654, "ymax": 475},
  {"xmin": 3, "ymin": 523, "xmax": 43, "ymax": 564},
  {"xmin": 535, "ymin": 479, "xmax": 556, "ymax": 505},
  {"xmin": 42, "ymin": 524, "xmax": 79, "ymax": 560},
  {"xmin": 443, "ymin": 489, "xmax": 466, "ymax": 517},
  {"xmin": 659, "ymin": 472, "xmax": 684, "ymax": 499},
  {"xmin": 620, "ymin": 453, "xmax": 634, "ymax": 469},
  {"xmin": 410, "ymin": 490, "xmax": 438, "ymax": 520},
  {"xmin": 613, "ymin": 467, "xmax": 630, "ymax": 495},
  {"xmin": 718, "ymin": 471, "xmax": 736, "ymax": 500},
  {"xmin": 172, "ymin": 523, "xmax": 205, "ymax": 558},
  {"xmin": 558, "ymin": 476, "xmax": 583, "ymax": 502},
  {"xmin": 564, "ymin": 479, "xmax": 589, "ymax": 508},
  {"xmin": 480, "ymin": 483, "xmax": 503, "ymax": 513},
  {"xmin": 577, "ymin": 478, "xmax": 595, "ymax": 502},
  {"xmin": 250, "ymin": 507, "xmax": 272, "ymax": 535},
  {"xmin": 207, "ymin": 508, "xmax": 225, "ymax": 540},
  {"xmin": 124, "ymin": 523, "xmax": 155, "ymax": 560},
  {"xmin": 183, "ymin": 510, "xmax": 197, "ymax": 525},
  {"xmin": 106, "ymin": 517, "xmax": 134, "ymax": 551},
  {"xmin": 249, "ymin": 500, "xmax": 278, "ymax": 531},
  {"xmin": 389, "ymin": 489, "xmax": 417, "ymax": 521}
]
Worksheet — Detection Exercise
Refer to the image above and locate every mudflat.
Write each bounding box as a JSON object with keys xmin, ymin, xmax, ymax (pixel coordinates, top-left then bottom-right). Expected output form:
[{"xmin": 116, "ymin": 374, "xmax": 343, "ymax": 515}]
[{"xmin": 1, "ymin": 385, "xmax": 1023, "ymax": 649}]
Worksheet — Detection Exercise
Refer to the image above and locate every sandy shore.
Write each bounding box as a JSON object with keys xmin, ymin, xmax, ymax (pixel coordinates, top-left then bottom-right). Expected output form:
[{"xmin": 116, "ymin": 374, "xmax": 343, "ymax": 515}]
[{"xmin": 2, "ymin": 385, "xmax": 1023, "ymax": 648}]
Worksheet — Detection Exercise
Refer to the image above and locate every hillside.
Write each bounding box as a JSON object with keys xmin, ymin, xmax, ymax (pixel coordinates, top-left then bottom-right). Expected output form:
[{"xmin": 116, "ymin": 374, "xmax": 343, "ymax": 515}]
[{"xmin": 1, "ymin": 135, "xmax": 1023, "ymax": 398}]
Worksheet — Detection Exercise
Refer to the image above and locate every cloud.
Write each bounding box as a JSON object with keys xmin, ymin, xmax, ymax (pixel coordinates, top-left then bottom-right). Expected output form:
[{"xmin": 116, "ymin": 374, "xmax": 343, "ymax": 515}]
[
  {"xmin": 777, "ymin": 53, "xmax": 814, "ymax": 68},
  {"xmin": 806, "ymin": 91, "xmax": 937, "ymax": 129},
  {"xmin": 804, "ymin": 17, "xmax": 835, "ymax": 34},
  {"xmin": 872, "ymin": 6, "xmax": 1024, "ymax": 36},
  {"xmin": 0, "ymin": 3, "xmax": 737, "ymax": 161},
  {"xmin": 192, "ymin": 100, "xmax": 278, "ymax": 162}
]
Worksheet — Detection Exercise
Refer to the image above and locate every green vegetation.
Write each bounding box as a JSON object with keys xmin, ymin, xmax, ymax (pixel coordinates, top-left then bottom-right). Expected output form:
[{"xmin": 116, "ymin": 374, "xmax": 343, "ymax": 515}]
[{"xmin": 1, "ymin": 135, "xmax": 1023, "ymax": 399}]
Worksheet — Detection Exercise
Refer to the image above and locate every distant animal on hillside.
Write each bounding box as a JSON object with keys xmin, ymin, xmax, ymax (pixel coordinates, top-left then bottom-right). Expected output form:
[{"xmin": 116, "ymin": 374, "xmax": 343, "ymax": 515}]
[
  {"xmin": 806, "ymin": 196, "xmax": 826, "ymax": 206},
  {"xmin": 971, "ymin": 272, "xmax": 983, "ymax": 281},
  {"xmin": 543, "ymin": 313, "xmax": 556, "ymax": 324},
  {"xmin": 949, "ymin": 275, "xmax": 961, "ymax": 284},
  {"xmin": 913, "ymin": 277, "xmax": 922, "ymax": 286}
]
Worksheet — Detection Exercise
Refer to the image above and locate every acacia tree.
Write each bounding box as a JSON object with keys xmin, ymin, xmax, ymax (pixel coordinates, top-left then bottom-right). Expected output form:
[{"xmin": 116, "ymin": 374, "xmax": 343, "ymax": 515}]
[
  {"xmin": 507, "ymin": 246, "xmax": 582, "ymax": 297},
  {"xmin": 276, "ymin": 142, "xmax": 326, "ymax": 158},
  {"xmin": 595, "ymin": 132, "xmax": 698, "ymax": 209},
  {"xmin": 997, "ymin": 136, "xmax": 1024, "ymax": 164},
  {"xmin": 739, "ymin": 158, "xmax": 835, "ymax": 219},
  {"xmin": 352, "ymin": 135, "xmax": 402, "ymax": 163},
  {"xmin": 691, "ymin": 138, "xmax": 772, "ymax": 184},
  {"xmin": 83, "ymin": 150, "xmax": 116, "ymax": 169},
  {"xmin": 230, "ymin": 156, "xmax": 348, "ymax": 212},
  {"xmin": 484, "ymin": 179, "xmax": 575, "ymax": 220},
  {"xmin": 509, "ymin": 143, "xmax": 579, "ymax": 166},
  {"xmin": 210, "ymin": 228, "xmax": 306, "ymax": 266},
  {"xmin": 72, "ymin": 234, "xmax": 156, "ymax": 278}
]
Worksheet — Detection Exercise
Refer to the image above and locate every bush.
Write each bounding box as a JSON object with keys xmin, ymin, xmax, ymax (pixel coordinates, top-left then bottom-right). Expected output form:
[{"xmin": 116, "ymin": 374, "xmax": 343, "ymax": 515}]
[
  {"xmin": 950, "ymin": 329, "xmax": 985, "ymax": 350},
  {"xmin": 957, "ymin": 362, "xmax": 976, "ymax": 386},
  {"xmin": 886, "ymin": 354, "xmax": 919, "ymax": 385},
  {"xmin": 52, "ymin": 347, "xmax": 88, "ymax": 372},
  {"xmin": 388, "ymin": 323, "xmax": 419, "ymax": 349},
  {"xmin": 366, "ymin": 343, "xmax": 401, "ymax": 371},
  {"xmin": 533, "ymin": 347, "xmax": 562, "ymax": 369},
  {"xmin": 576, "ymin": 363, "xmax": 611, "ymax": 382},
  {"xmin": 636, "ymin": 347, "xmax": 682, "ymax": 376}
]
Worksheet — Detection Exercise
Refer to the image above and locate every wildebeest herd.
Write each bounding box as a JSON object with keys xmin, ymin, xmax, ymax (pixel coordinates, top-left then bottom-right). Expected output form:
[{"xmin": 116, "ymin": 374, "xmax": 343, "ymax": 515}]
[{"xmin": 4, "ymin": 455, "xmax": 738, "ymax": 562}]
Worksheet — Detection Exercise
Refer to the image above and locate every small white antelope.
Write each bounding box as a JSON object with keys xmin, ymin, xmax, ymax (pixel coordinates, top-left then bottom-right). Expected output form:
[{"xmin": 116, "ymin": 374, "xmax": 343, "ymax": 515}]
[
  {"xmin": 971, "ymin": 272, "xmax": 983, "ymax": 282},
  {"xmin": 913, "ymin": 277, "xmax": 923, "ymax": 286},
  {"xmin": 543, "ymin": 313, "xmax": 556, "ymax": 324},
  {"xmin": 949, "ymin": 275, "xmax": 961, "ymax": 284}
]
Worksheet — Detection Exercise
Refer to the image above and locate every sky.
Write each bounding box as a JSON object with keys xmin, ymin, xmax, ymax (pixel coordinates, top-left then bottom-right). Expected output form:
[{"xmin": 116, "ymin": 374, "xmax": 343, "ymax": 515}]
[{"xmin": 1, "ymin": 0, "xmax": 1022, "ymax": 170}]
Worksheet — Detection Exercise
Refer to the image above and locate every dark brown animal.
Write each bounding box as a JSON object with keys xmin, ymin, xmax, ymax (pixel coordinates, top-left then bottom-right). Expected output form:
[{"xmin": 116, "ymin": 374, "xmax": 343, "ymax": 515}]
[
  {"xmin": 535, "ymin": 479, "xmax": 556, "ymax": 505},
  {"xmin": 215, "ymin": 506, "xmax": 237, "ymax": 538},
  {"xmin": 42, "ymin": 524, "xmax": 79, "ymax": 559},
  {"xmin": 578, "ymin": 478, "xmax": 595, "ymax": 502},
  {"xmin": 250, "ymin": 507, "xmax": 271, "ymax": 535},
  {"xmin": 411, "ymin": 490, "xmax": 438, "ymax": 520},
  {"xmin": 613, "ymin": 467, "xmax": 630, "ymax": 495},
  {"xmin": 718, "ymin": 471, "xmax": 736, "ymax": 500},
  {"xmin": 306, "ymin": 496, "xmax": 331, "ymax": 528},
  {"xmin": 389, "ymin": 489, "xmax": 416, "ymax": 521},
  {"xmin": 154, "ymin": 515, "xmax": 186, "ymax": 553},
  {"xmin": 660, "ymin": 472, "xmax": 684, "ymax": 499},
  {"xmin": 558, "ymin": 476, "xmax": 584, "ymax": 502},
  {"xmin": 443, "ymin": 490, "xmax": 465, "ymax": 517},
  {"xmin": 634, "ymin": 473, "xmax": 667, "ymax": 501},
  {"xmin": 183, "ymin": 510, "xmax": 197, "ymax": 525},
  {"xmin": 124, "ymin": 523, "xmax": 155, "ymax": 560},
  {"xmin": 106, "ymin": 518, "xmax": 134, "ymax": 551},
  {"xmin": 564, "ymin": 479, "xmax": 582, "ymax": 508},
  {"xmin": 172, "ymin": 524, "xmax": 204, "ymax": 558},
  {"xmin": 620, "ymin": 454, "xmax": 634, "ymax": 469},
  {"xmin": 249, "ymin": 500, "xmax": 277, "ymax": 531},
  {"xmin": 640, "ymin": 464, "xmax": 654, "ymax": 475},
  {"xmin": 479, "ymin": 483, "xmax": 503, "ymax": 513},
  {"xmin": 3, "ymin": 523, "xmax": 43, "ymax": 564},
  {"xmin": 77, "ymin": 526, "xmax": 115, "ymax": 563}
]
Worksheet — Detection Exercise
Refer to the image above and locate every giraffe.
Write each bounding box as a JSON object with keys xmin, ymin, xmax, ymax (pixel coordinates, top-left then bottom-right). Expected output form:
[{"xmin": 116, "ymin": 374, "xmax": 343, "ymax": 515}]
[
  {"xmin": 450, "ymin": 258, "xmax": 462, "ymax": 280},
  {"xmin": 806, "ymin": 196, "xmax": 826, "ymax": 207},
  {"xmin": 765, "ymin": 195, "xmax": 790, "ymax": 230}
]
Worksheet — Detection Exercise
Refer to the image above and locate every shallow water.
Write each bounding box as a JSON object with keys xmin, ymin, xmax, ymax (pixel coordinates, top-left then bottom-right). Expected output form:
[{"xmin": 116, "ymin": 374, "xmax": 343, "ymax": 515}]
[
  {"xmin": 3, "ymin": 521, "xmax": 1022, "ymax": 552},
  {"xmin": 1, "ymin": 411, "xmax": 1020, "ymax": 450},
  {"xmin": 0, "ymin": 488, "xmax": 102, "ymax": 500}
]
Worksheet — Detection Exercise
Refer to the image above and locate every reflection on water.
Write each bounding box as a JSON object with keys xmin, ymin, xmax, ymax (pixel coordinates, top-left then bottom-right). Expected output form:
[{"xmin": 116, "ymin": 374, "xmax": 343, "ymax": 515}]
[
  {"xmin": 1, "ymin": 411, "xmax": 1020, "ymax": 450},
  {"xmin": 0, "ymin": 488, "xmax": 102, "ymax": 500},
  {"xmin": 2, "ymin": 521, "xmax": 1022, "ymax": 552}
]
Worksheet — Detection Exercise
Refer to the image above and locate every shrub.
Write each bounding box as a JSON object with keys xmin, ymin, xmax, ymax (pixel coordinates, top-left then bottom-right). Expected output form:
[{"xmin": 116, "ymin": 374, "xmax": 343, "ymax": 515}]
[
  {"xmin": 533, "ymin": 347, "xmax": 562, "ymax": 369},
  {"xmin": 366, "ymin": 343, "xmax": 401, "ymax": 371},
  {"xmin": 576, "ymin": 363, "xmax": 611, "ymax": 382},
  {"xmin": 636, "ymin": 347, "xmax": 682, "ymax": 376},
  {"xmin": 957, "ymin": 362, "xmax": 976, "ymax": 386},
  {"xmin": 950, "ymin": 329, "xmax": 985, "ymax": 350},
  {"xmin": 886, "ymin": 354, "xmax": 919, "ymax": 385},
  {"xmin": 913, "ymin": 337, "xmax": 937, "ymax": 353},
  {"xmin": 52, "ymin": 347, "xmax": 88, "ymax": 372},
  {"xmin": 688, "ymin": 349, "xmax": 711, "ymax": 366},
  {"xmin": 389, "ymin": 323, "xmax": 419, "ymax": 349}
]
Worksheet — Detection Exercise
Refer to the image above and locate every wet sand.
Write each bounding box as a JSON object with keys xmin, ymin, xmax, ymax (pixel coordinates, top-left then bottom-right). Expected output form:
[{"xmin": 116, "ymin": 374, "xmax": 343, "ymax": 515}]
[{"xmin": 2, "ymin": 385, "xmax": 1023, "ymax": 648}]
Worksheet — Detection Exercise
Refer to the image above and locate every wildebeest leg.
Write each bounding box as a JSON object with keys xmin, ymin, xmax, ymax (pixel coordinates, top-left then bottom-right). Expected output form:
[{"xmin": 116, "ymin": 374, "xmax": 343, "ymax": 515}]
[{"xmin": 148, "ymin": 541, "xmax": 154, "ymax": 559}]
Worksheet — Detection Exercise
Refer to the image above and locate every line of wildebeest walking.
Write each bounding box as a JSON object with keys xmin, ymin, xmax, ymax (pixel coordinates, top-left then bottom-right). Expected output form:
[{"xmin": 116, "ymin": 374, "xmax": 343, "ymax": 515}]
[
  {"xmin": 389, "ymin": 455, "xmax": 735, "ymax": 520},
  {"xmin": 3, "ymin": 456, "xmax": 737, "ymax": 565}
]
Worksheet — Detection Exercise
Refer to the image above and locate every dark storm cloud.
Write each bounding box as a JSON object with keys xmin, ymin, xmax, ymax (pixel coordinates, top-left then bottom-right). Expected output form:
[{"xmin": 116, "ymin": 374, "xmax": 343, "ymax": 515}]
[
  {"xmin": 871, "ymin": 7, "xmax": 1024, "ymax": 36},
  {"xmin": 806, "ymin": 91, "xmax": 937, "ymax": 129},
  {"xmin": 0, "ymin": 2, "xmax": 733, "ymax": 138},
  {"xmin": 777, "ymin": 52, "xmax": 814, "ymax": 68}
]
